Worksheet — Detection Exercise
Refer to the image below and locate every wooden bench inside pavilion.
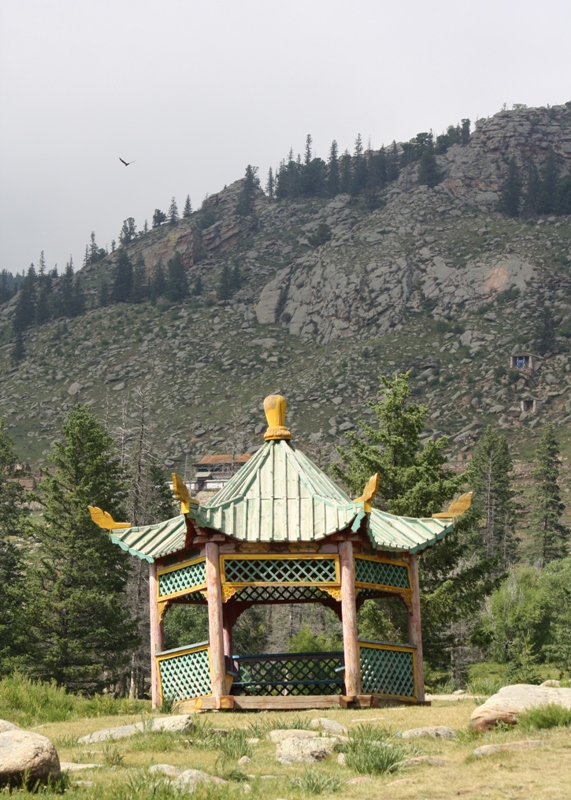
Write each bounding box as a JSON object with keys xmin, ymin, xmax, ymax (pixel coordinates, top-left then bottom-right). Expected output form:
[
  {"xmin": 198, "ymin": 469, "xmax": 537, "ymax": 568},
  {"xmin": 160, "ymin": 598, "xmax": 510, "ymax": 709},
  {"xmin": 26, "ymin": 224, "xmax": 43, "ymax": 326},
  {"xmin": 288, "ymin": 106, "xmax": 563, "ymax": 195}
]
[{"xmin": 90, "ymin": 394, "xmax": 470, "ymax": 711}]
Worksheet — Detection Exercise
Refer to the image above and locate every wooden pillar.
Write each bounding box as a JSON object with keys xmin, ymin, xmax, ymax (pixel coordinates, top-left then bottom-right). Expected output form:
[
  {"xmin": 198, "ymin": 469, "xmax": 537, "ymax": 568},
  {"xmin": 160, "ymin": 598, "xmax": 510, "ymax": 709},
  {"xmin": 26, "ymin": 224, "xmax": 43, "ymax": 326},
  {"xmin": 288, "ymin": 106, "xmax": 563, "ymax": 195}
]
[
  {"xmin": 148, "ymin": 562, "xmax": 164, "ymax": 710},
  {"xmin": 205, "ymin": 541, "xmax": 226, "ymax": 699},
  {"xmin": 407, "ymin": 553, "xmax": 425, "ymax": 702},
  {"xmin": 223, "ymin": 606, "xmax": 233, "ymax": 659},
  {"xmin": 339, "ymin": 540, "xmax": 361, "ymax": 696}
]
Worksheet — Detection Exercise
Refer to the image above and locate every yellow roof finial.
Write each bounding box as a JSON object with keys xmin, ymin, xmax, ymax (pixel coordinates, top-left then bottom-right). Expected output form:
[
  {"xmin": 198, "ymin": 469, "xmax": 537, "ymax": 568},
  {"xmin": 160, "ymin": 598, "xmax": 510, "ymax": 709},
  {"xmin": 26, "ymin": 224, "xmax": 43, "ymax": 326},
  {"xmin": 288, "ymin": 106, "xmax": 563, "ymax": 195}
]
[{"xmin": 263, "ymin": 394, "xmax": 291, "ymax": 441}]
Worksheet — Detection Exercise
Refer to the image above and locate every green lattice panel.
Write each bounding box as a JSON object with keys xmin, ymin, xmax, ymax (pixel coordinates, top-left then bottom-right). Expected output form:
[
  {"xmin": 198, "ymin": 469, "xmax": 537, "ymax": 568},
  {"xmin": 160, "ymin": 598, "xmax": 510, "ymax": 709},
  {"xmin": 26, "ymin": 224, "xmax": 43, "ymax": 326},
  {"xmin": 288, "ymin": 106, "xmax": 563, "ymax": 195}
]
[
  {"xmin": 159, "ymin": 560, "xmax": 206, "ymax": 598},
  {"xmin": 355, "ymin": 558, "xmax": 409, "ymax": 589},
  {"xmin": 159, "ymin": 648, "xmax": 211, "ymax": 701},
  {"xmin": 234, "ymin": 585, "xmax": 329, "ymax": 603},
  {"xmin": 224, "ymin": 557, "xmax": 337, "ymax": 585},
  {"xmin": 360, "ymin": 646, "xmax": 415, "ymax": 698},
  {"xmin": 235, "ymin": 654, "xmax": 343, "ymax": 696}
]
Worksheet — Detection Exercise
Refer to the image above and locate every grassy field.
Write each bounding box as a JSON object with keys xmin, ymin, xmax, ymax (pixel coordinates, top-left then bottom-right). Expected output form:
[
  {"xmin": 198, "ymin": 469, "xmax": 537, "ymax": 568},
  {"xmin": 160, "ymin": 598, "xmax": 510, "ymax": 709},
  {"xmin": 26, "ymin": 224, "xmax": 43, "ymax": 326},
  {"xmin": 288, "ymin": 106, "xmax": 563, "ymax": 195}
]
[{"xmin": 3, "ymin": 698, "xmax": 571, "ymax": 799}]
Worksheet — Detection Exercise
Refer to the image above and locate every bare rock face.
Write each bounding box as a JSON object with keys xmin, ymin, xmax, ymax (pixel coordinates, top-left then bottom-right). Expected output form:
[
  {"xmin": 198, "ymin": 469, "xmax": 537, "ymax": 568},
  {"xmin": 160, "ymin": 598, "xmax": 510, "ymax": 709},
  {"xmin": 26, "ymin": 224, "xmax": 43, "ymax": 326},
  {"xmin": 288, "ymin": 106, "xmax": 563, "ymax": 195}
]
[
  {"xmin": 77, "ymin": 714, "xmax": 193, "ymax": 744},
  {"xmin": 0, "ymin": 729, "xmax": 61, "ymax": 788},
  {"xmin": 275, "ymin": 735, "xmax": 337, "ymax": 764},
  {"xmin": 471, "ymin": 684, "xmax": 571, "ymax": 732}
]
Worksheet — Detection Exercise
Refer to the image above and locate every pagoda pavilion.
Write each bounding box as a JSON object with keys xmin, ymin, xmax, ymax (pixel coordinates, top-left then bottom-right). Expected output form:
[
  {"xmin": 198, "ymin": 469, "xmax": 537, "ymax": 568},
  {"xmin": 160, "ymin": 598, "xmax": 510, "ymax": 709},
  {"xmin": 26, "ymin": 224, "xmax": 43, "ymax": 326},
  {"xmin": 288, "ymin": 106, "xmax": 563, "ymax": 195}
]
[{"xmin": 90, "ymin": 394, "xmax": 470, "ymax": 711}]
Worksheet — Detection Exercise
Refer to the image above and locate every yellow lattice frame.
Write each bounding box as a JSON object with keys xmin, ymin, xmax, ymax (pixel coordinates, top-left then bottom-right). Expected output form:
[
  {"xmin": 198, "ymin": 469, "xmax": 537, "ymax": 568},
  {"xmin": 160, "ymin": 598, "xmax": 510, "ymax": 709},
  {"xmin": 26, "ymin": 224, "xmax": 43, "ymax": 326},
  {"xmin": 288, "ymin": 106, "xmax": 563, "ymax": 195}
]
[
  {"xmin": 358, "ymin": 639, "xmax": 417, "ymax": 702},
  {"xmin": 354, "ymin": 553, "xmax": 412, "ymax": 599},
  {"xmin": 219, "ymin": 553, "xmax": 341, "ymax": 600},
  {"xmin": 156, "ymin": 642, "xmax": 211, "ymax": 705},
  {"xmin": 156, "ymin": 556, "xmax": 207, "ymax": 601}
]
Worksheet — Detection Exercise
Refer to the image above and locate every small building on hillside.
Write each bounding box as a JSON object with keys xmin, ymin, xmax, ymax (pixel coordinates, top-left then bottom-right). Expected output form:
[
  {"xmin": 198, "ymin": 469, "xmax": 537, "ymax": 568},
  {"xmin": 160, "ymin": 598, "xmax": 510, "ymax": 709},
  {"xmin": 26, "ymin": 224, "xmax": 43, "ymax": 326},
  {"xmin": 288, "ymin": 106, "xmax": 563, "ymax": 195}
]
[
  {"xmin": 510, "ymin": 352, "xmax": 542, "ymax": 373},
  {"xmin": 190, "ymin": 453, "xmax": 253, "ymax": 492}
]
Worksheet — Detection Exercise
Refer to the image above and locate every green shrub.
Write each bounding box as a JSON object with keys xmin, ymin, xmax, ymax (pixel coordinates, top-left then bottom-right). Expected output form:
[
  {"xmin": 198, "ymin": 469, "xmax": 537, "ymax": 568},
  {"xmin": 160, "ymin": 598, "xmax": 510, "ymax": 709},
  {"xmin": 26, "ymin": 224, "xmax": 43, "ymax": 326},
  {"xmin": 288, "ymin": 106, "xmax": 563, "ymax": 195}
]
[
  {"xmin": 344, "ymin": 738, "xmax": 408, "ymax": 775},
  {"xmin": 519, "ymin": 704, "xmax": 571, "ymax": 730},
  {"xmin": 102, "ymin": 742, "xmax": 125, "ymax": 767},
  {"xmin": 289, "ymin": 768, "xmax": 342, "ymax": 795},
  {"xmin": 340, "ymin": 724, "xmax": 408, "ymax": 776},
  {"xmin": 0, "ymin": 673, "xmax": 149, "ymax": 727}
]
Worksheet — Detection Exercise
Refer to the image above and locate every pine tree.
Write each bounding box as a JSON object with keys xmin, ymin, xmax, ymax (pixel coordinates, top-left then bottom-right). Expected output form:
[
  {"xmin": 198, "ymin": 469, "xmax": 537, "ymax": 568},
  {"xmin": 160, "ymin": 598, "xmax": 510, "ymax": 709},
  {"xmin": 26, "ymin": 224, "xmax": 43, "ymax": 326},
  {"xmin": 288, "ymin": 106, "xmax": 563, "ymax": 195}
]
[
  {"xmin": 12, "ymin": 269, "xmax": 37, "ymax": 333},
  {"xmin": 536, "ymin": 150, "xmax": 559, "ymax": 215},
  {"xmin": 461, "ymin": 118, "xmax": 471, "ymax": 145},
  {"xmin": 59, "ymin": 259, "xmax": 75, "ymax": 317},
  {"xmin": 25, "ymin": 405, "xmax": 138, "ymax": 690},
  {"xmin": 339, "ymin": 150, "xmax": 352, "ymax": 194},
  {"xmin": 0, "ymin": 420, "xmax": 28, "ymax": 675},
  {"xmin": 10, "ymin": 331, "xmax": 25, "ymax": 364},
  {"xmin": 217, "ymin": 264, "xmax": 232, "ymax": 301},
  {"xmin": 152, "ymin": 209, "xmax": 166, "ymax": 227},
  {"xmin": 535, "ymin": 303, "xmax": 556, "ymax": 355},
  {"xmin": 465, "ymin": 426, "xmax": 517, "ymax": 569},
  {"xmin": 304, "ymin": 134, "xmax": 312, "ymax": 165},
  {"xmin": 418, "ymin": 134, "xmax": 440, "ymax": 188},
  {"xmin": 35, "ymin": 286, "xmax": 51, "ymax": 325},
  {"xmin": 333, "ymin": 373, "xmax": 461, "ymax": 515},
  {"xmin": 183, "ymin": 195, "xmax": 192, "ymax": 217},
  {"xmin": 265, "ymin": 168, "xmax": 275, "ymax": 200},
  {"xmin": 530, "ymin": 424, "xmax": 569, "ymax": 565},
  {"xmin": 72, "ymin": 275, "xmax": 85, "ymax": 317},
  {"xmin": 327, "ymin": 140, "xmax": 340, "ymax": 197},
  {"xmin": 151, "ymin": 261, "xmax": 166, "ymax": 302},
  {"xmin": 499, "ymin": 158, "xmax": 522, "ymax": 217},
  {"xmin": 523, "ymin": 161, "xmax": 541, "ymax": 215},
  {"xmin": 119, "ymin": 218, "xmax": 137, "ymax": 244},
  {"xmin": 235, "ymin": 165, "xmax": 260, "ymax": 215},
  {"xmin": 192, "ymin": 275, "xmax": 203, "ymax": 296},
  {"xmin": 130, "ymin": 261, "xmax": 147, "ymax": 304},
  {"xmin": 166, "ymin": 253, "xmax": 188, "ymax": 302},
  {"xmin": 99, "ymin": 280, "xmax": 109, "ymax": 308},
  {"xmin": 387, "ymin": 142, "xmax": 400, "ymax": 182},
  {"xmin": 352, "ymin": 134, "xmax": 367, "ymax": 195},
  {"xmin": 112, "ymin": 250, "xmax": 133, "ymax": 303},
  {"xmin": 168, "ymin": 197, "xmax": 179, "ymax": 225},
  {"xmin": 333, "ymin": 373, "xmax": 495, "ymax": 676}
]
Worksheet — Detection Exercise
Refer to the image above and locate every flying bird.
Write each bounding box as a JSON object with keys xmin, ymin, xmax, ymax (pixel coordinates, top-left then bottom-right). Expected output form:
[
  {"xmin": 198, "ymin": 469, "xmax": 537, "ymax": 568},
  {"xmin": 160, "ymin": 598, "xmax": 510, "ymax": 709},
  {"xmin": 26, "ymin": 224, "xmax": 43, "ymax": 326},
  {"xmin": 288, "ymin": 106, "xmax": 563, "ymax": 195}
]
[{"xmin": 119, "ymin": 157, "xmax": 136, "ymax": 166}]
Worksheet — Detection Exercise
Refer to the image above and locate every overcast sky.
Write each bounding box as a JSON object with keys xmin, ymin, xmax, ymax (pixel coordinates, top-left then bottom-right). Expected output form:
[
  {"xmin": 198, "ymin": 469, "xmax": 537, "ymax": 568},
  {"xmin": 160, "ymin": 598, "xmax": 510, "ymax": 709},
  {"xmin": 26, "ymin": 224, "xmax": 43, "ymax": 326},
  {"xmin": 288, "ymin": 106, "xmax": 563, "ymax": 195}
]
[{"xmin": 1, "ymin": 0, "xmax": 570, "ymax": 275}]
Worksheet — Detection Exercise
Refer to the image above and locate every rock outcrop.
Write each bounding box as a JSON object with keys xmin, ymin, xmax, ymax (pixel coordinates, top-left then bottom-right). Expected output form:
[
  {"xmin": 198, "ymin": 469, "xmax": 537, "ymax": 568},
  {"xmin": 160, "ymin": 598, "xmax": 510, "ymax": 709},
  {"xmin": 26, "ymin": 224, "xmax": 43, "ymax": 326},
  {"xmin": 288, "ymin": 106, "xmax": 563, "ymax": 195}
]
[
  {"xmin": 471, "ymin": 684, "xmax": 571, "ymax": 731},
  {"xmin": 77, "ymin": 714, "xmax": 193, "ymax": 743}
]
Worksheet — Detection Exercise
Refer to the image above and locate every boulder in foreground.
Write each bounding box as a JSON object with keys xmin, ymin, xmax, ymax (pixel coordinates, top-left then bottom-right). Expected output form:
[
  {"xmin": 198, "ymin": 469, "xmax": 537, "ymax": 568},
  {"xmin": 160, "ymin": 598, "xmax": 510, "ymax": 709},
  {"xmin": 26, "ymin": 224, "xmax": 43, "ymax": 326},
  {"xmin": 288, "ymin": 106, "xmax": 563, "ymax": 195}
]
[
  {"xmin": 275, "ymin": 736, "xmax": 337, "ymax": 764},
  {"xmin": 0, "ymin": 729, "xmax": 61, "ymax": 788},
  {"xmin": 470, "ymin": 684, "xmax": 571, "ymax": 732}
]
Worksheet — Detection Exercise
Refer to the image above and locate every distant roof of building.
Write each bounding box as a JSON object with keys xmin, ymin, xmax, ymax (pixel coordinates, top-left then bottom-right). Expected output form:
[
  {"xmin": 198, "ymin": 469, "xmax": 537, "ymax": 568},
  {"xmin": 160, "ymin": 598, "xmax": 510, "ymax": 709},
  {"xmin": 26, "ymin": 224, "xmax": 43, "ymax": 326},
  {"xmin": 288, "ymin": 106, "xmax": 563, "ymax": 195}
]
[{"xmin": 194, "ymin": 454, "xmax": 253, "ymax": 466}]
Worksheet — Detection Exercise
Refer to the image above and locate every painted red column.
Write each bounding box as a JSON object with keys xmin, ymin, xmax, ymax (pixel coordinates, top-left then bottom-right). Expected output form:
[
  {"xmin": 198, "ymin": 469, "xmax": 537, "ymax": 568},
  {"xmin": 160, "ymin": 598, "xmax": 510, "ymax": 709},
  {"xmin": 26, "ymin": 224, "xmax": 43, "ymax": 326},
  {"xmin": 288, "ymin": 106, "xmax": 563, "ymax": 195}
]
[
  {"xmin": 339, "ymin": 540, "xmax": 361, "ymax": 697},
  {"xmin": 205, "ymin": 541, "xmax": 226, "ymax": 699},
  {"xmin": 407, "ymin": 553, "xmax": 425, "ymax": 702},
  {"xmin": 148, "ymin": 562, "xmax": 164, "ymax": 710}
]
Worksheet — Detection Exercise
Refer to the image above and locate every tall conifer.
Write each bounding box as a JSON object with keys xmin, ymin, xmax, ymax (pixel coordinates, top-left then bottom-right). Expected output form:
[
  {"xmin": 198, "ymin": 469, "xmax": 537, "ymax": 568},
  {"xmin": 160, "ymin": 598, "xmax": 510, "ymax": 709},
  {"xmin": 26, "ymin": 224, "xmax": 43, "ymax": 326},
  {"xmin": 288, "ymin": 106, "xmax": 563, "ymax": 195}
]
[
  {"xmin": 25, "ymin": 405, "xmax": 137, "ymax": 690},
  {"xmin": 530, "ymin": 424, "xmax": 569, "ymax": 565},
  {"xmin": 466, "ymin": 426, "xmax": 517, "ymax": 569}
]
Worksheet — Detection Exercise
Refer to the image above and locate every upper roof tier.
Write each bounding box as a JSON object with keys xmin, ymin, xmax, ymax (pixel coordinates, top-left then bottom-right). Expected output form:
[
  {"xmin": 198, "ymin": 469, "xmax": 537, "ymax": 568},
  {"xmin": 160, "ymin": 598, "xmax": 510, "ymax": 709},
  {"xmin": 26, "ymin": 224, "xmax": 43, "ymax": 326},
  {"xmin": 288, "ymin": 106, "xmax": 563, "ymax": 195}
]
[{"xmin": 107, "ymin": 394, "xmax": 456, "ymax": 562}]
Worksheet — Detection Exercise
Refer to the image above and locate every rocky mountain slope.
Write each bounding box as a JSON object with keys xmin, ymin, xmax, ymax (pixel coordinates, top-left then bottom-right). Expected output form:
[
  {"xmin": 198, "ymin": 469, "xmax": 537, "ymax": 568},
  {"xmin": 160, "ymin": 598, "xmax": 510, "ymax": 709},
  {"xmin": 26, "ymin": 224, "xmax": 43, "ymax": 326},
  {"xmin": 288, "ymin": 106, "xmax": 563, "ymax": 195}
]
[{"xmin": 1, "ymin": 103, "xmax": 570, "ymax": 500}]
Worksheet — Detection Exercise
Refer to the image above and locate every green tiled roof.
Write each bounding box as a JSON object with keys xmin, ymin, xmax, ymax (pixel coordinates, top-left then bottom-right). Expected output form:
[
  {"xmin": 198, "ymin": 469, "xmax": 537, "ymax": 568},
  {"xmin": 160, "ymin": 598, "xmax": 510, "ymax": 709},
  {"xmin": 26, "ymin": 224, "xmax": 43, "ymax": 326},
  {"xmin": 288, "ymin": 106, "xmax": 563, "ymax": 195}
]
[
  {"xmin": 193, "ymin": 440, "xmax": 358, "ymax": 542},
  {"xmin": 107, "ymin": 438, "xmax": 455, "ymax": 561},
  {"xmin": 110, "ymin": 515, "xmax": 187, "ymax": 562}
]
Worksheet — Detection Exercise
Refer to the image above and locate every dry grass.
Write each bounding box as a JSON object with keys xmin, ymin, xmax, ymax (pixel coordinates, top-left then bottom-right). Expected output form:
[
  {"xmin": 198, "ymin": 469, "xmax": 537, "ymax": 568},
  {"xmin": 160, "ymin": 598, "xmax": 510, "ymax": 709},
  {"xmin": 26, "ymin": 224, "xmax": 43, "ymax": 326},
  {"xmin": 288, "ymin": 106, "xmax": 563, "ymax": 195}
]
[{"xmin": 6, "ymin": 701, "xmax": 571, "ymax": 799}]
